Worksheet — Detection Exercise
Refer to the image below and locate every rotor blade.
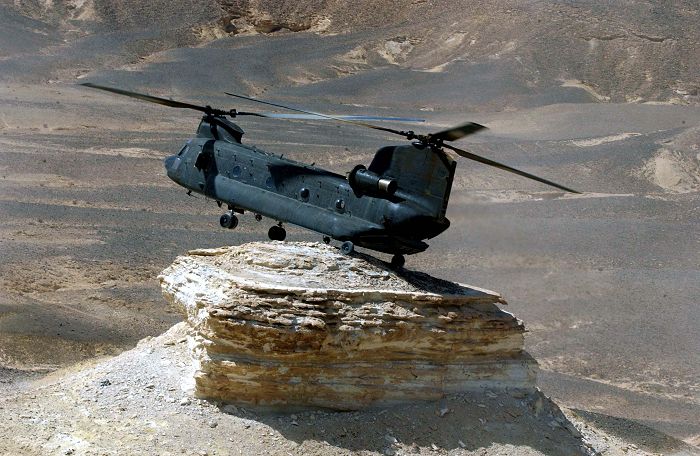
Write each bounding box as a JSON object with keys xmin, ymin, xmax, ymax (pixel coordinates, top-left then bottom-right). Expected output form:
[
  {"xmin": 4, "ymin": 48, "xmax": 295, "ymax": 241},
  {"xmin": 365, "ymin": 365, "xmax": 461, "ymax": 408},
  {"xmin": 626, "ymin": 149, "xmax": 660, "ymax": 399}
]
[
  {"xmin": 225, "ymin": 92, "xmax": 409, "ymax": 138},
  {"xmin": 81, "ymin": 83, "xmax": 215, "ymax": 112},
  {"xmin": 259, "ymin": 113, "xmax": 425, "ymax": 122},
  {"xmin": 78, "ymin": 83, "xmax": 273, "ymax": 118},
  {"xmin": 237, "ymin": 111, "xmax": 270, "ymax": 117},
  {"xmin": 431, "ymin": 122, "xmax": 487, "ymax": 141},
  {"xmin": 443, "ymin": 143, "xmax": 580, "ymax": 193}
]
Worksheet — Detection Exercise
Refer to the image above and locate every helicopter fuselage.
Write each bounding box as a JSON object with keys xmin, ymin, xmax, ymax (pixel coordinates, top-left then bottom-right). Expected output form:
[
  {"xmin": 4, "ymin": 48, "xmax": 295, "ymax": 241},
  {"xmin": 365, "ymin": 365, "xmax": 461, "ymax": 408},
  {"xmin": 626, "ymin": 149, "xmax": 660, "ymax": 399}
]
[
  {"xmin": 81, "ymin": 83, "xmax": 576, "ymax": 261},
  {"xmin": 163, "ymin": 116, "xmax": 452, "ymax": 255}
]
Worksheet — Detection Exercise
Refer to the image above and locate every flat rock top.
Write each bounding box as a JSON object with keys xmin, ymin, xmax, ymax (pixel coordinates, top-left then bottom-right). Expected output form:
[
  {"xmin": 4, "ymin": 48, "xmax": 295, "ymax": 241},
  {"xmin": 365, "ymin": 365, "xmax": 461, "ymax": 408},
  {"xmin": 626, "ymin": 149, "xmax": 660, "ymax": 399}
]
[{"xmin": 182, "ymin": 242, "xmax": 504, "ymax": 304}]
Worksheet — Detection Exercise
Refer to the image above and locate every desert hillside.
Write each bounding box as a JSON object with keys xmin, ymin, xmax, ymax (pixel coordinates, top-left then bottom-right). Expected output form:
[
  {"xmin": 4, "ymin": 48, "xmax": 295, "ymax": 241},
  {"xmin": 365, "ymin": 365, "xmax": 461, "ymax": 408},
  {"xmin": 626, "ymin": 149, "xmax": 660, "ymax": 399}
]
[{"xmin": 2, "ymin": 0, "xmax": 699, "ymax": 105}]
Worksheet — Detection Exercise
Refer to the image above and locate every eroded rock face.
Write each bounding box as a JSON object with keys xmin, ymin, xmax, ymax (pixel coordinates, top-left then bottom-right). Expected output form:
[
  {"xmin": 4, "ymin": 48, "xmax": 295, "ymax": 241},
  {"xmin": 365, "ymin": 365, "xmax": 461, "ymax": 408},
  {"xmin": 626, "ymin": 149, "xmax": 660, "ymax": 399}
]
[{"xmin": 159, "ymin": 242, "xmax": 537, "ymax": 410}]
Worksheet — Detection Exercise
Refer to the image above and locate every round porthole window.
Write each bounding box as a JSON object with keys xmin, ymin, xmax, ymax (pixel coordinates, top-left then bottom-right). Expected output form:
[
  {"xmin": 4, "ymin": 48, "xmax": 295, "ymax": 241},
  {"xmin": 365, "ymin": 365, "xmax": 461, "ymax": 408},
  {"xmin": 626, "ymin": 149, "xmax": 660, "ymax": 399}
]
[
  {"xmin": 232, "ymin": 165, "xmax": 241, "ymax": 178},
  {"xmin": 335, "ymin": 199, "xmax": 345, "ymax": 212},
  {"xmin": 299, "ymin": 187, "xmax": 310, "ymax": 201}
]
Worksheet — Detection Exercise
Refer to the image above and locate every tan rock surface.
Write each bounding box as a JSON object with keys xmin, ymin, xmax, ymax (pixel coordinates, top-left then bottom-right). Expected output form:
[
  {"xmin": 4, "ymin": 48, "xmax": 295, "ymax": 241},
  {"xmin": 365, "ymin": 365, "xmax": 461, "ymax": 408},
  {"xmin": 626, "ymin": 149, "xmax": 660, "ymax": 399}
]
[{"xmin": 159, "ymin": 242, "xmax": 537, "ymax": 410}]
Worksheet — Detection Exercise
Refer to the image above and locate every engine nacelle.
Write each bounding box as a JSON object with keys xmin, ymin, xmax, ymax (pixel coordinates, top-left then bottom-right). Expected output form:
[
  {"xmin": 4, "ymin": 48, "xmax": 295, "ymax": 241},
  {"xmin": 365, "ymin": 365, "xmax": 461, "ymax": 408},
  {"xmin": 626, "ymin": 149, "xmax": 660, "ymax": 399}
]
[{"xmin": 348, "ymin": 165, "xmax": 398, "ymax": 197}]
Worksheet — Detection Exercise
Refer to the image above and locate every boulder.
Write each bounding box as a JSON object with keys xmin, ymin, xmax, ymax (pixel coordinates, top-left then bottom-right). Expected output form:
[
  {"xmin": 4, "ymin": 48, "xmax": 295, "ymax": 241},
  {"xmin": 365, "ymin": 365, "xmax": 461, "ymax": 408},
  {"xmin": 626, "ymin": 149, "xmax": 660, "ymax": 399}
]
[{"xmin": 159, "ymin": 242, "xmax": 537, "ymax": 410}]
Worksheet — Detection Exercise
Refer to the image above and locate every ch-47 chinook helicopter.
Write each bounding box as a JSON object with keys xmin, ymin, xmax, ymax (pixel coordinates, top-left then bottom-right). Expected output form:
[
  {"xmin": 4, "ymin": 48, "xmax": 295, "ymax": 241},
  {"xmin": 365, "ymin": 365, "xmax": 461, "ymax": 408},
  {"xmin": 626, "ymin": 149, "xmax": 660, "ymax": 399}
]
[{"xmin": 82, "ymin": 83, "xmax": 578, "ymax": 268}]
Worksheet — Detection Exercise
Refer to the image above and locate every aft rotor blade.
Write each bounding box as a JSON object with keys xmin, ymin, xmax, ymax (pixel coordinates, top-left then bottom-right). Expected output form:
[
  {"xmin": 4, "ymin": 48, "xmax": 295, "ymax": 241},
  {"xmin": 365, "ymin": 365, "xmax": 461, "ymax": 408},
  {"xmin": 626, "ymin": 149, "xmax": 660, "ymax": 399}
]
[
  {"xmin": 225, "ymin": 92, "xmax": 409, "ymax": 137},
  {"xmin": 259, "ymin": 113, "xmax": 425, "ymax": 123},
  {"xmin": 443, "ymin": 143, "xmax": 580, "ymax": 193},
  {"xmin": 431, "ymin": 122, "xmax": 487, "ymax": 141}
]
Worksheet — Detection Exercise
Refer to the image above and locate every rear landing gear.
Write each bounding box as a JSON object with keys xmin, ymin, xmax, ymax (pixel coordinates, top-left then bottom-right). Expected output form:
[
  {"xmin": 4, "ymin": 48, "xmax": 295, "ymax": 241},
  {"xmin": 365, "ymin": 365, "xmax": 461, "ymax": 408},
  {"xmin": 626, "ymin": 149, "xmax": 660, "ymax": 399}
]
[
  {"xmin": 219, "ymin": 211, "xmax": 238, "ymax": 229},
  {"xmin": 268, "ymin": 224, "xmax": 286, "ymax": 241},
  {"xmin": 390, "ymin": 254, "xmax": 405, "ymax": 269}
]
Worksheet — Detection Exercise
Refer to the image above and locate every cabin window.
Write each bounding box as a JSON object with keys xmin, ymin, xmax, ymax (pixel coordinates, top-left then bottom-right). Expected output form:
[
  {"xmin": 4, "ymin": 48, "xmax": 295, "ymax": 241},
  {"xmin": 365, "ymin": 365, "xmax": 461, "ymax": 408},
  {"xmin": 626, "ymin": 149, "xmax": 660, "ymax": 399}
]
[
  {"xmin": 232, "ymin": 165, "xmax": 241, "ymax": 178},
  {"xmin": 299, "ymin": 188, "xmax": 310, "ymax": 201}
]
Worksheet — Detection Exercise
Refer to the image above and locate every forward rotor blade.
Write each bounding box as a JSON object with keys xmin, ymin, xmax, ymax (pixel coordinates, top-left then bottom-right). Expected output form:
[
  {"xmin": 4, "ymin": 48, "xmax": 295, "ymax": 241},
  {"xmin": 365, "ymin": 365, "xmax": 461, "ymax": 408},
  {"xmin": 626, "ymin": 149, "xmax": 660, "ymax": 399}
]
[
  {"xmin": 431, "ymin": 122, "xmax": 487, "ymax": 141},
  {"xmin": 443, "ymin": 143, "xmax": 580, "ymax": 193},
  {"xmin": 81, "ymin": 83, "xmax": 214, "ymax": 113},
  {"xmin": 259, "ymin": 113, "xmax": 425, "ymax": 122},
  {"xmin": 225, "ymin": 92, "xmax": 409, "ymax": 137}
]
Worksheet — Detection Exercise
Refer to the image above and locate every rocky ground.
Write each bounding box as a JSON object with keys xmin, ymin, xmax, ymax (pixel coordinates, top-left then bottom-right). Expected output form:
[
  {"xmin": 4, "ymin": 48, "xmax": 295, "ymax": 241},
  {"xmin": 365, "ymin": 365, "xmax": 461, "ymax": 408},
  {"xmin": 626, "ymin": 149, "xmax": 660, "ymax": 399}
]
[
  {"xmin": 1, "ymin": 322, "xmax": 696, "ymax": 456},
  {"xmin": 0, "ymin": 0, "xmax": 699, "ymax": 454}
]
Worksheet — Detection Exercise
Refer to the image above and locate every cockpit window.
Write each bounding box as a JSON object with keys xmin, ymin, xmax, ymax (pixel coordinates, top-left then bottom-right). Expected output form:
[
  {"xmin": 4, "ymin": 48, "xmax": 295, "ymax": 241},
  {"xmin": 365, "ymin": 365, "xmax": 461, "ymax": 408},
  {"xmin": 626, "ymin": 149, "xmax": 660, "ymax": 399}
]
[{"xmin": 177, "ymin": 145, "xmax": 189, "ymax": 156}]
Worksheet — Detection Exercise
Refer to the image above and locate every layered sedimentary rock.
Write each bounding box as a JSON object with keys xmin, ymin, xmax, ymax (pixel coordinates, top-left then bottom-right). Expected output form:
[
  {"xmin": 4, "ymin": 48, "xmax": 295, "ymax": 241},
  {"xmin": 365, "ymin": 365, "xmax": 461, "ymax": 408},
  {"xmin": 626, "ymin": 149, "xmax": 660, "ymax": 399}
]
[{"xmin": 159, "ymin": 242, "xmax": 537, "ymax": 410}]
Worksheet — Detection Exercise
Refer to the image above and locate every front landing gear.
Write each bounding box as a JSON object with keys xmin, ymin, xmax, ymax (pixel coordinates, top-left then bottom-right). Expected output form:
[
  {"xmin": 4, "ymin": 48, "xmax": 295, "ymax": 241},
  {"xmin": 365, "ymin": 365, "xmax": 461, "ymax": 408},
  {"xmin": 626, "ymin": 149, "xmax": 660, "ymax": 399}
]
[
  {"xmin": 340, "ymin": 241, "xmax": 354, "ymax": 255},
  {"xmin": 390, "ymin": 254, "xmax": 405, "ymax": 269},
  {"xmin": 219, "ymin": 211, "xmax": 238, "ymax": 229},
  {"xmin": 268, "ymin": 224, "xmax": 286, "ymax": 241}
]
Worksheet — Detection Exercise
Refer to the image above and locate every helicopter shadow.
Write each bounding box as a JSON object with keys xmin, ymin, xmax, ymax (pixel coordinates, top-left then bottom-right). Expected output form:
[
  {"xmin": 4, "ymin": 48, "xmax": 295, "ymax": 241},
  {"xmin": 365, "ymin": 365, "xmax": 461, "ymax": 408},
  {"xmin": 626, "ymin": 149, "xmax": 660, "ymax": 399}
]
[{"xmin": 352, "ymin": 249, "xmax": 503, "ymax": 304}]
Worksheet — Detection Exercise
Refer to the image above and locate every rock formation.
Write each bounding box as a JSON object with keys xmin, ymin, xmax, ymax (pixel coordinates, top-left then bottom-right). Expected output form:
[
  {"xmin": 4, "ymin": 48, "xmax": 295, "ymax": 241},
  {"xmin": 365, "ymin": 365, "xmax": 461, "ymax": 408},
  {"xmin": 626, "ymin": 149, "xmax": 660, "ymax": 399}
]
[{"xmin": 159, "ymin": 242, "xmax": 537, "ymax": 410}]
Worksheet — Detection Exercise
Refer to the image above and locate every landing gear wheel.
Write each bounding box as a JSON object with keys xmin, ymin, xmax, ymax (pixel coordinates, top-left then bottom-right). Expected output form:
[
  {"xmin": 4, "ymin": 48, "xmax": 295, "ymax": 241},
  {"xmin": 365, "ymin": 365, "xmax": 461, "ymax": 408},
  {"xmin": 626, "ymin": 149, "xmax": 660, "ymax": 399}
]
[
  {"xmin": 340, "ymin": 241, "xmax": 354, "ymax": 255},
  {"xmin": 323, "ymin": 236, "xmax": 331, "ymax": 244},
  {"xmin": 268, "ymin": 225, "xmax": 286, "ymax": 241},
  {"xmin": 390, "ymin": 254, "xmax": 405, "ymax": 269},
  {"xmin": 219, "ymin": 212, "xmax": 238, "ymax": 229}
]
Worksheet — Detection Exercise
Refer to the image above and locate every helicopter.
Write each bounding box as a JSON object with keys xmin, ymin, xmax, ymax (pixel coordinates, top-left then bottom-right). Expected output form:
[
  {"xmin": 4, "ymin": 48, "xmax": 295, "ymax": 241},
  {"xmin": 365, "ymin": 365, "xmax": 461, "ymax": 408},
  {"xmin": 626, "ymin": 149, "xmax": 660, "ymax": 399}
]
[{"xmin": 81, "ymin": 83, "xmax": 578, "ymax": 268}]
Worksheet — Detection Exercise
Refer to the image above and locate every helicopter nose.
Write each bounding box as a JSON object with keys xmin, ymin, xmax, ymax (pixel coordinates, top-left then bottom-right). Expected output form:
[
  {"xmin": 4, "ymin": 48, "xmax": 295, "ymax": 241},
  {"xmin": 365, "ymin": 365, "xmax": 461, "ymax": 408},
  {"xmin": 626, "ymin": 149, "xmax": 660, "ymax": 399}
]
[{"xmin": 164, "ymin": 155, "xmax": 180, "ymax": 179}]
